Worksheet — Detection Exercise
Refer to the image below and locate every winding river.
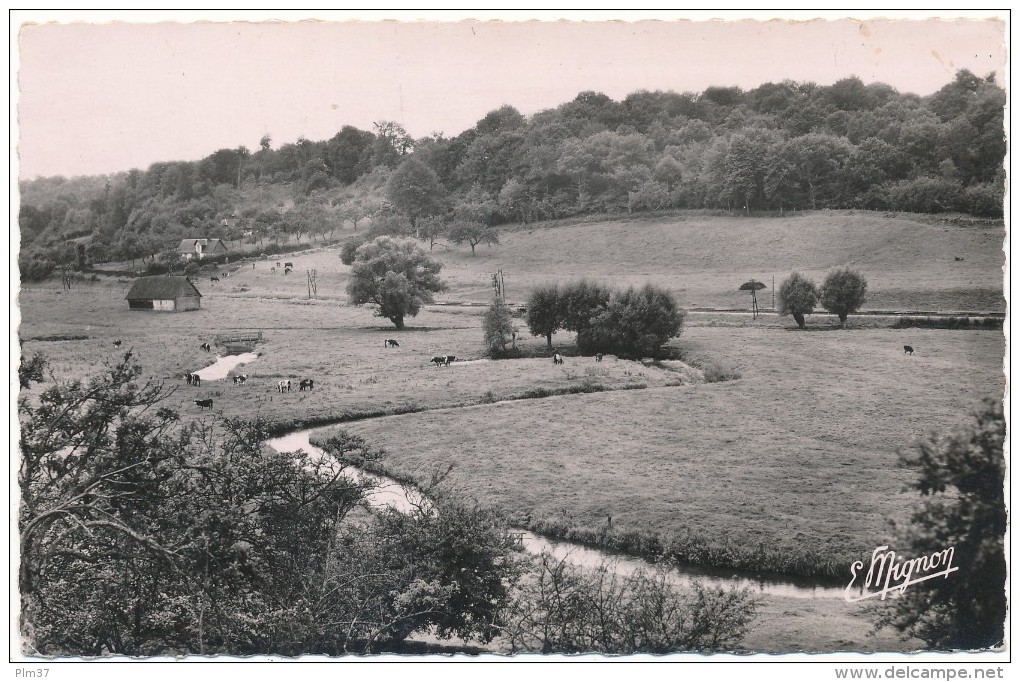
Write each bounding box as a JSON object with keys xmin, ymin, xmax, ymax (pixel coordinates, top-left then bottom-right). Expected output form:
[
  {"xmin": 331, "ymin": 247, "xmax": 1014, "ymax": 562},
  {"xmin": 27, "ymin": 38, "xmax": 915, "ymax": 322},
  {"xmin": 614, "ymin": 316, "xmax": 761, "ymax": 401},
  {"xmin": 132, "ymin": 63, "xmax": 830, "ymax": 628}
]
[{"xmin": 266, "ymin": 428, "xmax": 846, "ymax": 601}]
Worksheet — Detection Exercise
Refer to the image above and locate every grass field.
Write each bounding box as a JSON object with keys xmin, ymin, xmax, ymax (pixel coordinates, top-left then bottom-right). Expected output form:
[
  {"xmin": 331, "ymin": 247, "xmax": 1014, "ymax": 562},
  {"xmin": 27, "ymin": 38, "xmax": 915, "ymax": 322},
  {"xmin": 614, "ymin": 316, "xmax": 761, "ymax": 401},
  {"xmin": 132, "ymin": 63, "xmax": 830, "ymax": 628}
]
[
  {"xmin": 18, "ymin": 284, "xmax": 682, "ymax": 426},
  {"xmin": 86, "ymin": 209, "xmax": 1005, "ymax": 311},
  {"xmin": 316, "ymin": 324, "xmax": 1003, "ymax": 578},
  {"xmin": 16, "ymin": 209, "xmax": 1006, "ymax": 653},
  {"xmin": 430, "ymin": 211, "xmax": 1005, "ymax": 311}
]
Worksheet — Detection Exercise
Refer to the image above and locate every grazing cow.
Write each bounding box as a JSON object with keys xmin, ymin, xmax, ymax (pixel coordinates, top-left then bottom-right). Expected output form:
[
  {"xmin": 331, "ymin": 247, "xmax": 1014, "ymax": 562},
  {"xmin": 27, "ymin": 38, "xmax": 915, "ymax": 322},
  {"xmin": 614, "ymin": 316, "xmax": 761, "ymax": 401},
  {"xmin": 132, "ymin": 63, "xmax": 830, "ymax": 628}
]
[
  {"xmin": 431, "ymin": 356, "xmax": 455, "ymax": 368},
  {"xmin": 284, "ymin": 262, "xmax": 294, "ymax": 268},
  {"xmin": 553, "ymin": 353, "xmax": 564, "ymax": 365},
  {"xmin": 278, "ymin": 380, "xmax": 291, "ymax": 393},
  {"xmin": 904, "ymin": 345, "xmax": 915, "ymax": 355},
  {"xmin": 444, "ymin": 355, "xmax": 455, "ymax": 366},
  {"xmin": 299, "ymin": 379, "xmax": 314, "ymax": 391},
  {"xmin": 194, "ymin": 398, "xmax": 213, "ymax": 410},
  {"xmin": 200, "ymin": 342, "xmax": 211, "ymax": 352},
  {"xmin": 191, "ymin": 374, "xmax": 202, "ymax": 387},
  {"xmin": 384, "ymin": 339, "xmax": 400, "ymax": 348},
  {"xmin": 211, "ymin": 276, "xmax": 220, "ymax": 282},
  {"xmin": 595, "ymin": 353, "xmax": 603, "ymax": 362},
  {"xmin": 954, "ymin": 256, "xmax": 965, "ymax": 262},
  {"xmin": 233, "ymin": 374, "xmax": 247, "ymax": 385},
  {"xmin": 113, "ymin": 340, "xmax": 122, "ymax": 347},
  {"xmin": 184, "ymin": 373, "xmax": 193, "ymax": 385}
]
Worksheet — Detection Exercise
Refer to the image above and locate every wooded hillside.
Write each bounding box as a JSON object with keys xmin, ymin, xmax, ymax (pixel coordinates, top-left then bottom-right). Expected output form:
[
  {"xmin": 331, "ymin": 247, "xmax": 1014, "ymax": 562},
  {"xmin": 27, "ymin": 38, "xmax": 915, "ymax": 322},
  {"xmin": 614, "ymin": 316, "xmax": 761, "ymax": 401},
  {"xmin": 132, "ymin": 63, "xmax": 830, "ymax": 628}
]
[{"xmin": 18, "ymin": 70, "xmax": 1005, "ymax": 280}]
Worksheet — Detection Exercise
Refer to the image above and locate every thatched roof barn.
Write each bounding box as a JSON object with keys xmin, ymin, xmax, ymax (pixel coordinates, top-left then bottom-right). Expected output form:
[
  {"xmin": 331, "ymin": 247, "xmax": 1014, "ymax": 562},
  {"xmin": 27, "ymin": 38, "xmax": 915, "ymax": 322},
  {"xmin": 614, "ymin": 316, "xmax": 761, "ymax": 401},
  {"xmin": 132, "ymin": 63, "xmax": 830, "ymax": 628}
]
[{"xmin": 125, "ymin": 276, "xmax": 203, "ymax": 312}]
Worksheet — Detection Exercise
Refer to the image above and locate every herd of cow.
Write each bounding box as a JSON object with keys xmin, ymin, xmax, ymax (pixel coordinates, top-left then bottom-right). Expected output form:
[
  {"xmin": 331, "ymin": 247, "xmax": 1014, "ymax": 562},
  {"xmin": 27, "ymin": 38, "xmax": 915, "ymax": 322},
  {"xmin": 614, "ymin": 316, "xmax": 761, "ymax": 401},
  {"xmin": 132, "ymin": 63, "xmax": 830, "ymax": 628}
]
[
  {"xmin": 275, "ymin": 379, "xmax": 315, "ymax": 392},
  {"xmin": 178, "ymin": 331, "xmax": 595, "ymax": 414}
]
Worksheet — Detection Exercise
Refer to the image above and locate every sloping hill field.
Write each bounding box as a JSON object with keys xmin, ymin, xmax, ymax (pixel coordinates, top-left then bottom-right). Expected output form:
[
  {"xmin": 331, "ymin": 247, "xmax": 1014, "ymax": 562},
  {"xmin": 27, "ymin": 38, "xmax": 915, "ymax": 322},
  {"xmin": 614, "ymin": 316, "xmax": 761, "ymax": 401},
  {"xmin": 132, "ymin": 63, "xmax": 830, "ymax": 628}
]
[
  {"xmin": 97, "ymin": 210, "xmax": 1002, "ymax": 312},
  {"xmin": 429, "ymin": 211, "xmax": 1005, "ymax": 311}
]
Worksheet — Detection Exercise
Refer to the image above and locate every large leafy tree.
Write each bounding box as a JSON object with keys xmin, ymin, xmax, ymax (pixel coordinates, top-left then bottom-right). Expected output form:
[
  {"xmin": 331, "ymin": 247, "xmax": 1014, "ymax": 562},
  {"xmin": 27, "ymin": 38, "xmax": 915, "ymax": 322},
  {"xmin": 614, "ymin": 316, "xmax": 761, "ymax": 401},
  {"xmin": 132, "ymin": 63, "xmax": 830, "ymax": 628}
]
[
  {"xmin": 447, "ymin": 219, "xmax": 500, "ymax": 256},
  {"xmin": 325, "ymin": 125, "xmax": 375, "ymax": 184},
  {"xmin": 384, "ymin": 156, "xmax": 447, "ymax": 230},
  {"xmin": 877, "ymin": 399, "xmax": 1006, "ymax": 650},
  {"xmin": 18, "ymin": 353, "xmax": 373, "ymax": 655},
  {"xmin": 525, "ymin": 285, "xmax": 562, "ymax": 348},
  {"xmin": 586, "ymin": 284, "xmax": 685, "ymax": 357},
  {"xmin": 415, "ymin": 215, "xmax": 447, "ymax": 252},
  {"xmin": 558, "ymin": 280, "xmax": 612, "ymax": 337},
  {"xmin": 346, "ymin": 236, "xmax": 445, "ymax": 330},
  {"xmin": 819, "ymin": 267, "xmax": 867, "ymax": 328},
  {"xmin": 777, "ymin": 272, "xmax": 818, "ymax": 328}
]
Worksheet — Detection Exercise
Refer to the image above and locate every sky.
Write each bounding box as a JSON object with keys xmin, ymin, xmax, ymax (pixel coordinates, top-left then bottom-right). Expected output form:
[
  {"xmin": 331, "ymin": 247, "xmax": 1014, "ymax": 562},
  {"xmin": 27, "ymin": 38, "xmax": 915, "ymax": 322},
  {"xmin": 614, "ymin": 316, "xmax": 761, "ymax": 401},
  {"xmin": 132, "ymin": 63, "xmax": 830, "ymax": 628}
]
[{"xmin": 13, "ymin": 10, "xmax": 1008, "ymax": 180}]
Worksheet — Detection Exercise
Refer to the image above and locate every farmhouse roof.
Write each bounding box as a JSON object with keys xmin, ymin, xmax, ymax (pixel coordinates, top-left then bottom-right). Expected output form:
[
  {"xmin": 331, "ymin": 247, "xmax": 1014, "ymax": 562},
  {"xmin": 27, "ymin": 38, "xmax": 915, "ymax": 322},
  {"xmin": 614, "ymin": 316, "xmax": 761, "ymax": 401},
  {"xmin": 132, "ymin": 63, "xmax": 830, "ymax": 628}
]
[
  {"xmin": 125, "ymin": 276, "xmax": 203, "ymax": 300},
  {"xmin": 176, "ymin": 238, "xmax": 229, "ymax": 253}
]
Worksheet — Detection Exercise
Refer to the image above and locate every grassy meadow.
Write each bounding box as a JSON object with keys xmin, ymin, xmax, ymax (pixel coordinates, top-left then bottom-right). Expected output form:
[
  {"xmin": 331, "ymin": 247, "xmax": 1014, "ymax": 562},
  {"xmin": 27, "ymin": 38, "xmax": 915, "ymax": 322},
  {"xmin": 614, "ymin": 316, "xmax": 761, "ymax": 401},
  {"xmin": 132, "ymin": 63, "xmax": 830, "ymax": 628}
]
[
  {"xmin": 318, "ymin": 323, "xmax": 1003, "ymax": 578},
  {"xmin": 16, "ymin": 209, "xmax": 1005, "ymax": 653},
  {"xmin": 432, "ymin": 211, "xmax": 1005, "ymax": 311}
]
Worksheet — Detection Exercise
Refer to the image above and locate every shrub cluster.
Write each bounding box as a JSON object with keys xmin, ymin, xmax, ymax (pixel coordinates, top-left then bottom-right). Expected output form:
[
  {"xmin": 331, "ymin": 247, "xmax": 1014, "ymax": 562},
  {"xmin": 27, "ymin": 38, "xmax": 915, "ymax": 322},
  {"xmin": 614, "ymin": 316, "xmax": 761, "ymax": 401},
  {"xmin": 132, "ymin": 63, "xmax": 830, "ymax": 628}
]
[
  {"xmin": 893, "ymin": 315, "xmax": 1003, "ymax": 330},
  {"xmin": 525, "ymin": 281, "xmax": 685, "ymax": 358}
]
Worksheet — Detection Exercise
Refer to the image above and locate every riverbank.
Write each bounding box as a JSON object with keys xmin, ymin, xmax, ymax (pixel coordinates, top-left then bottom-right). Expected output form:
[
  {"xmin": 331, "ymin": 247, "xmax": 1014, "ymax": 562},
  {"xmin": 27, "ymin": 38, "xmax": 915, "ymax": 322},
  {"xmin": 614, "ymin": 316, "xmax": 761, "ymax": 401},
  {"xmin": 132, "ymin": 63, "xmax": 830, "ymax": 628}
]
[{"xmin": 272, "ymin": 425, "xmax": 918, "ymax": 653}]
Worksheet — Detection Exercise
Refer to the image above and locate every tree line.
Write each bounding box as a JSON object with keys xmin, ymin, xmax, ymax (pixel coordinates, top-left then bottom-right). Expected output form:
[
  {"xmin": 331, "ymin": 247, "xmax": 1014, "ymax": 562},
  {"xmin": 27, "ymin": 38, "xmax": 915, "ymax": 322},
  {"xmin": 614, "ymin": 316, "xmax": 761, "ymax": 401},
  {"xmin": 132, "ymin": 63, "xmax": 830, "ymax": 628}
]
[{"xmin": 19, "ymin": 70, "xmax": 1005, "ymax": 280}]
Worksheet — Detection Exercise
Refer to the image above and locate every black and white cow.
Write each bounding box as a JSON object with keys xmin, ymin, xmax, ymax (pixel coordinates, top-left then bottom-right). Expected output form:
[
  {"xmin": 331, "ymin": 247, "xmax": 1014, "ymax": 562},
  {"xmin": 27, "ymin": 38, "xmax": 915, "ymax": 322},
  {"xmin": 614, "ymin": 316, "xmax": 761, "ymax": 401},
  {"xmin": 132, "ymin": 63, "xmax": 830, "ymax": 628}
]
[
  {"xmin": 553, "ymin": 353, "xmax": 564, "ymax": 365},
  {"xmin": 278, "ymin": 380, "xmax": 291, "ymax": 393},
  {"xmin": 299, "ymin": 379, "xmax": 314, "ymax": 391},
  {"xmin": 191, "ymin": 374, "xmax": 202, "ymax": 386},
  {"xmin": 384, "ymin": 339, "xmax": 400, "ymax": 348}
]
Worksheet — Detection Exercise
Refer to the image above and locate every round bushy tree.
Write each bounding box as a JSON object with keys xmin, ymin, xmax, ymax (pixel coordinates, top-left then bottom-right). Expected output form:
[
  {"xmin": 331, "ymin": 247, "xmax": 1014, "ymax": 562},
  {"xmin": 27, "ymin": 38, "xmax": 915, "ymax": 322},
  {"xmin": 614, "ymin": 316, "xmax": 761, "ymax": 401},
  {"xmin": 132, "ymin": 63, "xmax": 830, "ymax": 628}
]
[
  {"xmin": 586, "ymin": 284, "xmax": 685, "ymax": 357},
  {"xmin": 819, "ymin": 267, "xmax": 867, "ymax": 328},
  {"xmin": 525, "ymin": 285, "xmax": 561, "ymax": 348},
  {"xmin": 559, "ymin": 280, "xmax": 612, "ymax": 336},
  {"xmin": 346, "ymin": 236, "xmax": 445, "ymax": 330},
  {"xmin": 385, "ymin": 157, "xmax": 447, "ymax": 229},
  {"xmin": 339, "ymin": 237, "xmax": 365, "ymax": 265},
  {"xmin": 777, "ymin": 272, "xmax": 818, "ymax": 329}
]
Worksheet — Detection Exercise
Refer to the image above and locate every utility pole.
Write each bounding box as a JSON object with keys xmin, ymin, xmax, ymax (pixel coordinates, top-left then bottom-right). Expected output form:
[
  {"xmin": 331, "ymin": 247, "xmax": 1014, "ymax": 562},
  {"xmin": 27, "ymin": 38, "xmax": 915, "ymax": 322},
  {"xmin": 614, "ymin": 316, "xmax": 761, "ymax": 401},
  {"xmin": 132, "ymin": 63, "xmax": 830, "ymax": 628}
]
[
  {"xmin": 491, "ymin": 269, "xmax": 506, "ymax": 301},
  {"xmin": 307, "ymin": 269, "xmax": 318, "ymax": 299}
]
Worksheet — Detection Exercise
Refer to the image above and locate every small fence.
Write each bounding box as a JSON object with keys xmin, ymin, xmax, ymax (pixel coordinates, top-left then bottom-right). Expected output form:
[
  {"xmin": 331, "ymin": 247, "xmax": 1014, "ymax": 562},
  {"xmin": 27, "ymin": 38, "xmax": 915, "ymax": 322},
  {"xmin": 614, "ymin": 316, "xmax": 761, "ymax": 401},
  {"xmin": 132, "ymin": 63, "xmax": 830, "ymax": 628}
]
[{"xmin": 215, "ymin": 331, "xmax": 264, "ymax": 353}]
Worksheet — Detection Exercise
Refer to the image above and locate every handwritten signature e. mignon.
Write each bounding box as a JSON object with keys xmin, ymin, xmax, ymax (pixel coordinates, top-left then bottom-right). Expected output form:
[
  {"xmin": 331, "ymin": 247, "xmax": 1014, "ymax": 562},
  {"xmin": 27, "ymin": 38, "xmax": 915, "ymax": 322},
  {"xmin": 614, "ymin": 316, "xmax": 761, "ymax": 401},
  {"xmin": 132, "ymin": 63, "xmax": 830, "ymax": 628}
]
[{"xmin": 844, "ymin": 545, "xmax": 959, "ymax": 603}]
